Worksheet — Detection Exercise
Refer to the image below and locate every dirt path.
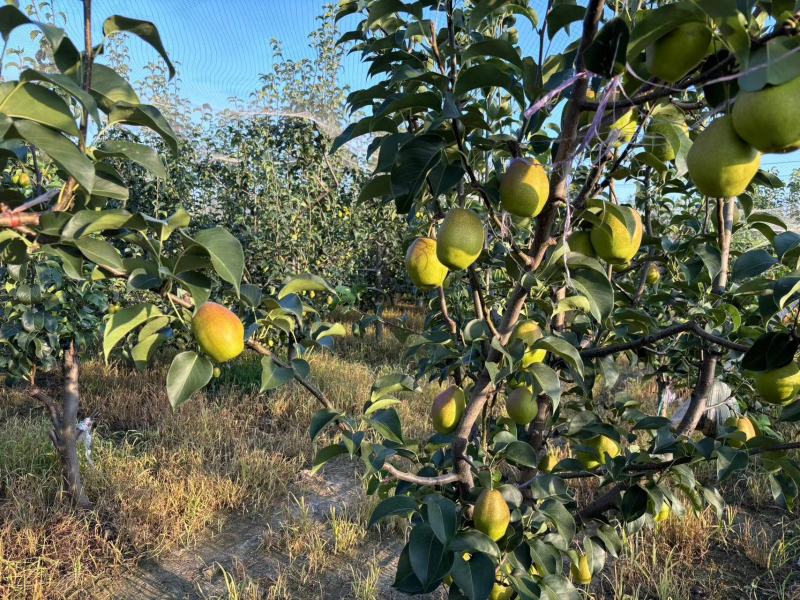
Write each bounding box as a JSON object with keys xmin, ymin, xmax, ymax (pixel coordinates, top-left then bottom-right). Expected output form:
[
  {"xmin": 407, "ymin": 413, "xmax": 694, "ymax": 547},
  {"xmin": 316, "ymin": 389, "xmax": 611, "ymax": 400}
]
[{"xmin": 94, "ymin": 461, "xmax": 444, "ymax": 600}]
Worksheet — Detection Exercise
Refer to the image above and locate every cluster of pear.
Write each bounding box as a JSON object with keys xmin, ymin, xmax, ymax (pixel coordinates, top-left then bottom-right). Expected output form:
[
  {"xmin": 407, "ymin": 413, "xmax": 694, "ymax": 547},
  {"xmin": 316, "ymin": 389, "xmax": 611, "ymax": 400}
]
[
  {"xmin": 191, "ymin": 302, "xmax": 245, "ymax": 363},
  {"xmin": 568, "ymin": 204, "xmax": 644, "ymax": 265},
  {"xmin": 636, "ymin": 19, "xmax": 800, "ymax": 197},
  {"xmin": 405, "ymin": 208, "xmax": 485, "ymax": 289}
]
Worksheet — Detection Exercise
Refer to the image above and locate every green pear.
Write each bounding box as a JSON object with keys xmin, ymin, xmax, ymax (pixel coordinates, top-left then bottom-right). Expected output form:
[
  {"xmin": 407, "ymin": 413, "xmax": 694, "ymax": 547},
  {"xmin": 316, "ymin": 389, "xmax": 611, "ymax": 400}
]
[
  {"xmin": 431, "ymin": 386, "xmax": 466, "ymax": 434},
  {"xmin": 473, "ymin": 489, "xmax": 510, "ymax": 542},
  {"xmin": 436, "ymin": 208, "xmax": 485, "ymax": 270},
  {"xmin": 646, "ymin": 264, "xmax": 661, "ymax": 284},
  {"xmin": 687, "ymin": 115, "xmax": 761, "ymax": 198},
  {"xmin": 643, "ymin": 115, "xmax": 689, "ymax": 162},
  {"xmin": 509, "ymin": 319, "xmax": 547, "ymax": 367},
  {"xmin": 568, "ymin": 230, "xmax": 596, "ymax": 257},
  {"xmin": 505, "ymin": 387, "xmax": 538, "ymax": 425},
  {"xmin": 576, "ymin": 435, "xmax": 621, "ymax": 470},
  {"xmin": 732, "ymin": 76, "xmax": 800, "ymax": 153},
  {"xmin": 590, "ymin": 205, "xmax": 643, "ymax": 265},
  {"xmin": 646, "ymin": 21, "xmax": 711, "ymax": 82},
  {"xmin": 752, "ymin": 362, "xmax": 800, "ymax": 405},
  {"xmin": 405, "ymin": 237, "xmax": 448, "ymax": 290},
  {"xmin": 500, "ymin": 157, "xmax": 550, "ymax": 218}
]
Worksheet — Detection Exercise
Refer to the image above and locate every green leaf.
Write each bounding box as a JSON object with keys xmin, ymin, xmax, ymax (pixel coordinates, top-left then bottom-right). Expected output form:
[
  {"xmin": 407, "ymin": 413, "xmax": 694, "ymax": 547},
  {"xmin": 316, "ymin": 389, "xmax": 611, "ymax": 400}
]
[
  {"xmin": 103, "ymin": 302, "xmax": 163, "ymax": 361},
  {"xmin": 620, "ymin": 485, "xmax": 648, "ymax": 522},
  {"xmin": 310, "ymin": 408, "xmax": 341, "ymax": 441},
  {"xmin": 424, "ymin": 495, "xmax": 458, "ymax": 544},
  {"xmin": 315, "ymin": 322, "xmax": 346, "ymax": 341},
  {"xmin": 448, "ymin": 531, "xmax": 501, "ymax": 560},
  {"xmin": 74, "ymin": 237, "xmax": 125, "ymax": 273},
  {"xmin": 368, "ymin": 495, "xmax": 418, "ymax": 528},
  {"xmin": 584, "ymin": 17, "xmax": 629, "ymax": 77},
  {"xmin": 19, "ymin": 69, "xmax": 101, "ymax": 126},
  {"xmin": 90, "ymin": 64, "xmax": 140, "ymax": 111},
  {"xmin": 390, "ymin": 134, "xmax": 444, "ymax": 214},
  {"xmin": 193, "ymin": 227, "xmax": 244, "ymax": 295},
  {"xmin": 166, "ymin": 351, "xmax": 213, "ymax": 409},
  {"xmin": 504, "ymin": 440, "xmax": 539, "ymax": 468},
  {"xmin": 462, "ymin": 38, "xmax": 523, "ymax": 69},
  {"xmin": 694, "ymin": 244, "xmax": 722, "ymax": 281},
  {"xmin": 131, "ymin": 331, "xmax": 169, "ymax": 372},
  {"xmin": 93, "ymin": 140, "xmax": 167, "ymax": 179},
  {"xmin": 103, "ymin": 15, "xmax": 176, "ymax": 79},
  {"xmin": 732, "ymin": 249, "xmax": 778, "ymax": 281},
  {"xmin": 370, "ymin": 408, "xmax": 404, "ymax": 443},
  {"xmin": 540, "ymin": 498, "xmax": 576, "ymax": 544},
  {"xmin": 311, "ymin": 444, "xmax": 348, "ymax": 473},
  {"xmin": 571, "ymin": 268, "xmax": 613, "ymax": 322},
  {"xmin": 532, "ymin": 336, "xmax": 584, "ymax": 377},
  {"xmin": 739, "ymin": 36, "xmax": 800, "ymax": 91},
  {"xmin": 408, "ymin": 522, "xmax": 451, "ymax": 590},
  {"xmin": 61, "ymin": 209, "xmax": 142, "ymax": 239},
  {"xmin": 259, "ymin": 356, "xmax": 294, "ymax": 392},
  {"xmin": 547, "ymin": 1, "xmax": 585, "ymax": 40},
  {"xmin": 109, "ymin": 102, "xmax": 179, "ymax": 153},
  {"xmin": 371, "ymin": 372, "xmax": 418, "ymax": 401},
  {"xmin": 741, "ymin": 332, "xmax": 798, "ymax": 372},
  {"xmin": 716, "ymin": 446, "xmax": 748, "ymax": 481},
  {"xmin": 454, "ymin": 62, "xmax": 525, "ymax": 107},
  {"xmin": 0, "ymin": 82, "xmax": 78, "ymax": 135},
  {"xmin": 278, "ymin": 273, "xmax": 335, "ymax": 299},
  {"xmin": 529, "ymin": 363, "xmax": 561, "ymax": 407},
  {"xmin": 11, "ymin": 119, "xmax": 94, "ymax": 192},
  {"xmin": 451, "ymin": 552, "xmax": 495, "ymax": 600}
]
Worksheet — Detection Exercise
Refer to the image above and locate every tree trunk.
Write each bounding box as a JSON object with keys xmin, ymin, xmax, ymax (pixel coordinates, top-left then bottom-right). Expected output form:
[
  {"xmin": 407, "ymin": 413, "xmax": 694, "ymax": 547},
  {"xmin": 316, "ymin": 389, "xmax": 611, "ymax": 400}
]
[{"xmin": 36, "ymin": 343, "xmax": 91, "ymax": 508}]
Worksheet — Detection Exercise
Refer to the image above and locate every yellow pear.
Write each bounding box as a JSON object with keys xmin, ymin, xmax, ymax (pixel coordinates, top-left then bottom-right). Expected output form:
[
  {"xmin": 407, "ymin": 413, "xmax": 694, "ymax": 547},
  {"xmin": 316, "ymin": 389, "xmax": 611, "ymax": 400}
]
[
  {"xmin": 509, "ymin": 319, "xmax": 547, "ymax": 367},
  {"xmin": 538, "ymin": 452, "xmax": 559, "ymax": 473},
  {"xmin": 506, "ymin": 387, "xmax": 538, "ymax": 425},
  {"xmin": 590, "ymin": 205, "xmax": 643, "ymax": 265},
  {"xmin": 192, "ymin": 302, "xmax": 245, "ymax": 363},
  {"xmin": 753, "ymin": 362, "xmax": 800, "ymax": 405},
  {"xmin": 431, "ymin": 386, "xmax": 466, "ymax": 434},
  {"xmin": 646, "ymin": 21, "xmax": 711, "ymax": 82},
  {"xmin": 653, "ymin": 502, "xmax": 671, "ymax": 522},
  {"xmin": 687, "ymin": 115, "xmax": 761, "ymax": 198},
  {"xmin": 581, "ymin": 90, "xmax": 637, "ymax": 147},
  {"xmin": 500, "ymin": 157, "xmax": 550, "ymax": 218},
  {"xmin": 646, "ymin": 264, "xmax": 661, "ymax": 284},
  {"xmin": 568, "ymin": 230, "xmax": 596, "ymax": 257},
  {"xmin": 725, "ymin": 416, "xmax": 756, "ymax": 448},
  {"xmin": 576, "ymin": 435, "xmax": 621, "ymax": 470},
  {"xmin": 405, "ymin": 237, "xmax": 448, "ymax": 290},
  {"xmin": 603, "ymin": 110, "xmax": 638, "ymax": 147},
  {"xmin": 570, "ymin": 553, "xmax": 592, "ymax": 585},
  {"xmin": 436, "ymin": 208, "xmax": 485, "ymax": 270},
  {"xmin": 473, "ymin": 489, "xmax": 510, "ymax": 542},
  {"xmin": 732, "ymin": 76, "xmax": 800, "ymax": 153},
  {"xmin": 488, "ymin": 582, "xmax": 513, "ymax": 600}
]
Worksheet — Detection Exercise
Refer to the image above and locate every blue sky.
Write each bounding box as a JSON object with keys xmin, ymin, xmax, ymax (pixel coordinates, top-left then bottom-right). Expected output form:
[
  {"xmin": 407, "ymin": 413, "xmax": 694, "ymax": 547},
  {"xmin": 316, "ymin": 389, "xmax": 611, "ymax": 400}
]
[{"xmin": 12, "ymin": 1, "xmax": 800, "ymax": 194}]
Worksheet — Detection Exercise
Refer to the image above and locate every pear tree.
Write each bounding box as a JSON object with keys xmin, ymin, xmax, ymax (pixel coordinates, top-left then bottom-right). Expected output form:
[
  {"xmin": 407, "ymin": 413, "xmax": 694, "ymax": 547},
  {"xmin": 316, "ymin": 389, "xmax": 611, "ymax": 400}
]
[
  {"xmin": 312, "ymin": 0, "xmax": 800, "ymax": 597},
  {"xmin": 0, "ymin": 1, "xmax": 343, "ymax": 508}
]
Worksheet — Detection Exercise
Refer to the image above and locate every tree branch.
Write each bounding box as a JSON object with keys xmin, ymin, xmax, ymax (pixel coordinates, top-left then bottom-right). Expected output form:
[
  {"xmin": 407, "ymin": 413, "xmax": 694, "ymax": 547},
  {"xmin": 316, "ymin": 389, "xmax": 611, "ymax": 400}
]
[
  {"xmin": 382, "ymin": 462, "xmax": 460, "ymax": 486},
  {"xmin": 579, "ymin": 321, "xmax": 749, "ymax": 359}
]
